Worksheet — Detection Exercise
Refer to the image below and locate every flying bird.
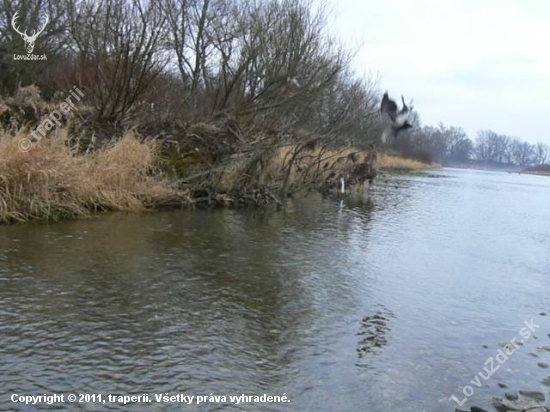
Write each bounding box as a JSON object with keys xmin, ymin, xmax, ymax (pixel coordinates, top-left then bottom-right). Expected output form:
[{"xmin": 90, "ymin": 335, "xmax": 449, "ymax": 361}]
[{"xmin": 380, "ymin": 92, "xmax": 413, "ymax": 140}]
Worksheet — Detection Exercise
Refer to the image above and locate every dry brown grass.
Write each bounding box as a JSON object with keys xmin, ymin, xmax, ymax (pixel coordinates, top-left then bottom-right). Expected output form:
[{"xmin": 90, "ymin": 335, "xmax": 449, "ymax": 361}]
[
  {"xmin": 377, "ymin": 153, "xmax": 435, "ymax": 171},
  {"xmin": 524, "ymin": 164, "xmax": 550, "ymax": 176},
  {"xmin": 524, "ymin": 170, "xmax": 550, "ymax": 176},
  {"xmin": 215, "ymin": 144, "xmax": 374, "ymax": 193},
  {"xmin": 0, "ymin": 129, "xmax": 188, "ymax": 223}
]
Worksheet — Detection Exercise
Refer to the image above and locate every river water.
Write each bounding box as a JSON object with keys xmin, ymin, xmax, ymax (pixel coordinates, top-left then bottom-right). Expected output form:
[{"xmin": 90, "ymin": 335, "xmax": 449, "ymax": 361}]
[{"xmin": 1, "ymin": 168, "xmax": 550, "ymax": 411}]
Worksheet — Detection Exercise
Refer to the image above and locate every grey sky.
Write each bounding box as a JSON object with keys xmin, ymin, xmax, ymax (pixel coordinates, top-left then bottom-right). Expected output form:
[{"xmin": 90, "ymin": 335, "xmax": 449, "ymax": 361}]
[{"xmin": 330, "ymin": 0, "xmax": 550, "ymax": 144}]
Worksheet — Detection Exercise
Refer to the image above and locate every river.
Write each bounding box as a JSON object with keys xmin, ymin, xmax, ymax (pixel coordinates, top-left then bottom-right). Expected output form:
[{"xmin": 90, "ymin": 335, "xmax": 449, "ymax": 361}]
[{"xmin": 1, "ymin": 168, "xmax": 550, "ymax": 411}]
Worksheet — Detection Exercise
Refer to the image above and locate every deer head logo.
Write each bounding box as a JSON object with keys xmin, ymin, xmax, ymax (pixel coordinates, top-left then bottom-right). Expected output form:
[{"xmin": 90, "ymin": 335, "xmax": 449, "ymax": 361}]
[{"xmin": 11, "ymin": 11, "xmax": 49, "ymax": 54}]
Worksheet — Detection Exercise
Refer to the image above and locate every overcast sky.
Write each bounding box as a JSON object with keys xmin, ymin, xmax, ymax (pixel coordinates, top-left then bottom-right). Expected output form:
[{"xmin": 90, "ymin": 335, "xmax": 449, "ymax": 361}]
[{"xmin": 329, "ymin": 0, "xmax": 550, "ymax": 144}]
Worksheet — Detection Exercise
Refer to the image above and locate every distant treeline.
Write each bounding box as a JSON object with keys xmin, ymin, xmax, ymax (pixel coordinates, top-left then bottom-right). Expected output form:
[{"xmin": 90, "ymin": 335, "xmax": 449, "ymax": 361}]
[{"xmin": 388, "ymin": 123, "xmax": 549, "ymax": 168}]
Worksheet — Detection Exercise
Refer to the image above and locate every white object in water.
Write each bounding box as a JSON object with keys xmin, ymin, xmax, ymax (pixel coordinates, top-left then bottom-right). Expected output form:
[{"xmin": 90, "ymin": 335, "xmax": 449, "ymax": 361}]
[{"xmin": 340, "ymin": 177, "xmax": 345, "ymax": 194}]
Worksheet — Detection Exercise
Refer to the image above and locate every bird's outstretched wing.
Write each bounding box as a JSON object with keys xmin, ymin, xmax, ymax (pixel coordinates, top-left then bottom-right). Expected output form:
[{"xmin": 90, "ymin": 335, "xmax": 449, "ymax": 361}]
[
  {"xmin": 380, "ymin": 92, "xmax": 398, "ymax": 121},
  {"xmin": 395, "ymin": 95, "xmax": 413, "ymax": 127},
  {"xmin": 398, "ymin": 95, "xmax": 414, "ymax": 116},
  {"xmin": 399, "ymin": 95, "xmax": 409, "ymax": 114}
]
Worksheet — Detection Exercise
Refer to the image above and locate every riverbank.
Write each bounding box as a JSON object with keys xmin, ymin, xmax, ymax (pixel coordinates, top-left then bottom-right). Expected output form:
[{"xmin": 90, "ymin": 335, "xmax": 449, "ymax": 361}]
[
  {"xmin": 0, "ymin": 129, "xmax": 438, "ymax": 224},
  {"xmin": 0, "ymin": 79, "xmax": 387, "ymax": 224},
  {"xmin": 0, "ymin": 128, "xmax": 382, "ymax": 224},
  {"xmin": 0, "ymin": 85, "xmax": 440, "ymax": 224}
]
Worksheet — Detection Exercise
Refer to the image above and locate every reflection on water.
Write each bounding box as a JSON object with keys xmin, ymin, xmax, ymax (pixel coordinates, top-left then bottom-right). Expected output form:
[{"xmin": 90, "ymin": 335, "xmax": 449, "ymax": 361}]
[{"xmin": 1, "ymin": 169, "xmax": 550, "ymax": 411}]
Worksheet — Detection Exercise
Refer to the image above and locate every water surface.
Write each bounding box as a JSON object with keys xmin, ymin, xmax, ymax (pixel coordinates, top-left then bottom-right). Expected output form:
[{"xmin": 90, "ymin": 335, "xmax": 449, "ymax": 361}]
[{"xmin": 1, "ymin": 168, "xmax": 550, "ymax": 411}]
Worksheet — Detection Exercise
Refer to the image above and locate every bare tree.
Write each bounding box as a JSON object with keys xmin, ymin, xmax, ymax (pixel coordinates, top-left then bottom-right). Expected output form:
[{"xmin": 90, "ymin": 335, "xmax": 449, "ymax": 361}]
[
  {"xmin": 508, "ymin": 138, "xmax": 534, "ymax": 166},
  {"xmin": 66, "ymin": 0, "xmax": 168, "ymax": 124},
  {"xmin": 534, "ymin": 142, "xmax": 549, "ymax": 165}
]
